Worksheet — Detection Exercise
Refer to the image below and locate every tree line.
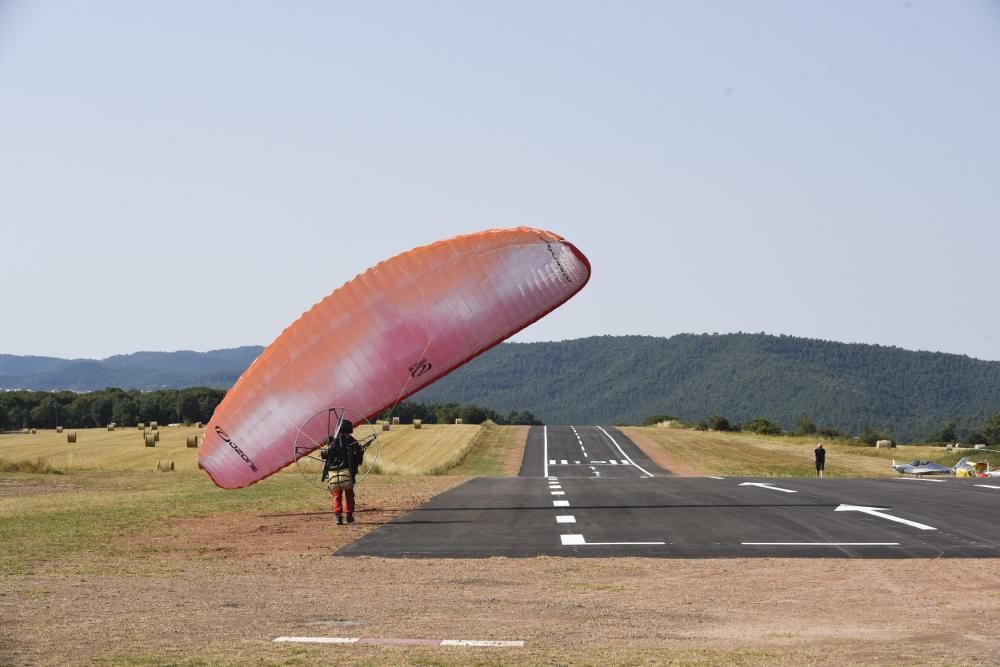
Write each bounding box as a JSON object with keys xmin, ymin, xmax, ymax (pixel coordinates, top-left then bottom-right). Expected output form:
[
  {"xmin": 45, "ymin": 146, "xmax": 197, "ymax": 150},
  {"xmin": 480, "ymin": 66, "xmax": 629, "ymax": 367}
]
[
  {"xmin": 0, "ymin": 388, "xmax": 226, "ymax": 430},
  {"xmin": 0, "ymin": 390, "xmax": 543, "ymax": 431},
  {"xmin": 642, "ymin": 411, "xmax": 1000, "ymax": 446}
]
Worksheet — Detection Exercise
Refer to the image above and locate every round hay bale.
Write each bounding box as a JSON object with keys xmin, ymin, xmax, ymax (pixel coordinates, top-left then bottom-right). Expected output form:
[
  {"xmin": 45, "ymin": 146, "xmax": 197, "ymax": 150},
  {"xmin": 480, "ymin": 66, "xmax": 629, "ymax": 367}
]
[
  {"xmin": 382, "ymin": 421, "xmax": 391, "ymax": 431},
  {"xmin": 195, "ymin": 421, "xmax": 203, "ymax": 429},
  {"xmin": 107, "ymin": 424, "xmax": 115, "ymax": 432},
  {"xmin": 150, "ymin": 421, "xmax": 158, "ymax": 431},
  {"xmin": 145, "ymin": 433, "xmax": 156, "ymax": 447},
  {"xmin": 154, "ymin": 430, "xmax": 160, "ymax": 442},
  {"xmin": 138, "ymin": 422, "xmax": 145, "ymax": 430},
  {"xmin": 56, "ymin": 426, "xmax": 63, "ymax": 433},
  {"xmin": 455, "ymin": 418, "xmax": 463, "ymax": 425},
  {"xmin": 392, "ymin": 417, "xmax": 400, "ymax": 425},
  {"xmin": 67, "ymin": 432, "xmax": 77, "ymax": 443},
  {"xmin": 186, "ymin": 435, "xmax": 198, "ymax": 448},
  {"xmin": 156, "ymin": 460, "xmax": 175, "ymax": 472},
  {"xmin": 413, "ymin": 419, "xmax": 422, "ymax": 429},
  {"xmin": 974, "ymin": 444, "xmax": 987, "ymax": 450},
  {"xmin": 29, "ymin": 428, "xmax": 36, "ymax": 434}
]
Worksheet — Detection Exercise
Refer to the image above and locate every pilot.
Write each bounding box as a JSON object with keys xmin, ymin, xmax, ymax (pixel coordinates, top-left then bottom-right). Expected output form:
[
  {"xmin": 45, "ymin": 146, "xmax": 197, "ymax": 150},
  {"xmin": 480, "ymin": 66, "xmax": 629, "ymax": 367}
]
[
  {"xmin": 322, "ymin": 420, "xmax": 365, "ymax": 525},
  {"xmin": 814, "ymin": 443, "xmax": 826, "ymax": 478}
]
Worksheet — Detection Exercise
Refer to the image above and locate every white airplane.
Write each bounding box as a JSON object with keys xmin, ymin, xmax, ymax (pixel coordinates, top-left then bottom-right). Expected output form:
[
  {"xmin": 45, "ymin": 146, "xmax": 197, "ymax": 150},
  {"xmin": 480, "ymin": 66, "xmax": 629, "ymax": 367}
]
[{"xmin": 891, "ymin": 458, "xmax": 954, "ymax": 476}]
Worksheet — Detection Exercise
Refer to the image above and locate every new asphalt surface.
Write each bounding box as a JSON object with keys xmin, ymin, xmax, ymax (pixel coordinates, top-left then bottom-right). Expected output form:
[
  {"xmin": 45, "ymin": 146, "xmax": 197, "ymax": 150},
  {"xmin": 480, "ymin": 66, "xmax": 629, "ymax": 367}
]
[{"xmin": 337, "ymin": 425, "xmax": 1000, "ymax": 558}]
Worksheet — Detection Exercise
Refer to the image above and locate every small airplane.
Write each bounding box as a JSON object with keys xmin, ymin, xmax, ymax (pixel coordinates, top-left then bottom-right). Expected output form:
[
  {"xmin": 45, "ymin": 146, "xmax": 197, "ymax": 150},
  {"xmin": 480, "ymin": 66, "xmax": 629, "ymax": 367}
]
[{"xmin": 891, "ymin": 458, "xmax": 954, "ymax": 476}]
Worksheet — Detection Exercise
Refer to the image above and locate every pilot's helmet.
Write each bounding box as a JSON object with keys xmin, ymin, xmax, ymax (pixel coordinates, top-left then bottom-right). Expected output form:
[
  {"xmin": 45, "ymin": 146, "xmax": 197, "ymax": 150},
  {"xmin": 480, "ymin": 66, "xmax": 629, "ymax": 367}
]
[{"xmin": 340, "ymin": 419, "xmax": 354, "ymax": 434}]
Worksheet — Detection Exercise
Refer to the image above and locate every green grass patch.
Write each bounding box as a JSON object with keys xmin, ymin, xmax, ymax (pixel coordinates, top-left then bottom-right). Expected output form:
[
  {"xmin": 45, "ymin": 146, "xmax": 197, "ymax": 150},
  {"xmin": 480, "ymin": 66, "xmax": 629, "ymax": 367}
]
[
  {"xmin": 0, "ymin": 470, "xmax": 318, "ymax": 576},
  {"xmin": 447, "ymin": 422, "xmax": 523, "ymax": 476}
]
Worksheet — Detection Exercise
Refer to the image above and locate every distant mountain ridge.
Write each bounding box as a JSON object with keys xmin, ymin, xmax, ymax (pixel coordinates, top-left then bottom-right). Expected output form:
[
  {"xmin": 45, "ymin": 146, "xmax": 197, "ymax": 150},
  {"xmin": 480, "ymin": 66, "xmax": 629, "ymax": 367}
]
[
  {"xmin": 3, "ymin": 334, "xmax": 1000, "ymax": 441},
  {"xmin": 0, "ymin": 347, "xmax": 264, "ymax": 391}
]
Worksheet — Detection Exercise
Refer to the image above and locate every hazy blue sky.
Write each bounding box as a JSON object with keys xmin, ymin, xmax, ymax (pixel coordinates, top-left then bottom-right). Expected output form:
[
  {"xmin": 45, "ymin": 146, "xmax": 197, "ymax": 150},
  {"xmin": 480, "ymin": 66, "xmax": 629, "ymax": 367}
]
[{"xmin": 2, "ymin": 1, "xmax": 999, "ymax": 361}]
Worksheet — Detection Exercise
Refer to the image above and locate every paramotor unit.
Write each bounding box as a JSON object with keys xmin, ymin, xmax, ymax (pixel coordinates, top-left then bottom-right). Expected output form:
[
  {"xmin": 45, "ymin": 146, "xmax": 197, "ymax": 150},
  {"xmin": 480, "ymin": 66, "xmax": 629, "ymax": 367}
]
[{"xmin": 292, "ymin": 407, "xmax": 380, "ymax": 491}]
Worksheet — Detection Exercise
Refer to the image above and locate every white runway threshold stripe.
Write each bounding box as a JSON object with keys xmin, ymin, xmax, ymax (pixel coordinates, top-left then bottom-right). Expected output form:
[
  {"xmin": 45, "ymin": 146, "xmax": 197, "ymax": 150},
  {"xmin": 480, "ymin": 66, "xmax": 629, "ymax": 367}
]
[{"xmin": 274, "ymin": 636, "xmax": 524, "ymax": 647}]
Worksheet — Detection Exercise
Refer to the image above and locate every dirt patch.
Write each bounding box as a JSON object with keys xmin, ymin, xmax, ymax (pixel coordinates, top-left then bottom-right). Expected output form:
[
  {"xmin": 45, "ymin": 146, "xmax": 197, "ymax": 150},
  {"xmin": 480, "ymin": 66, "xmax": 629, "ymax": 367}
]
[
  {"xmin": 5, "ymin": 473, "xmax": 1000, "ymax": 665},
  {"xmin": 502, "ymin": 425, "xmax": 529, "ymax": 475}
]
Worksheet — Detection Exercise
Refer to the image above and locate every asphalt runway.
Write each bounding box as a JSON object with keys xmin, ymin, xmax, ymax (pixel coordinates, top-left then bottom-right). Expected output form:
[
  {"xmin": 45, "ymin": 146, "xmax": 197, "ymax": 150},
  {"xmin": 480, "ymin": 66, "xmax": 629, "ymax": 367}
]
[{"xmin": 338, "ymin": 425, "xmax": 1000, "ymax": 559}]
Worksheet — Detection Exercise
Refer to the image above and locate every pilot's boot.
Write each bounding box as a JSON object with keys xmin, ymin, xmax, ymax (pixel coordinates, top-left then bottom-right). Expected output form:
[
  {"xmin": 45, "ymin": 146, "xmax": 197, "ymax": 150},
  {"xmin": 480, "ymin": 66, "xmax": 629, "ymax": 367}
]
[
  {"xmin": 335, "ymin": 514, "xmax": 344, "ymax": 525},
  {"xmin": 346, "ymin": 514, "xmax": 354, "ymax": 524}
]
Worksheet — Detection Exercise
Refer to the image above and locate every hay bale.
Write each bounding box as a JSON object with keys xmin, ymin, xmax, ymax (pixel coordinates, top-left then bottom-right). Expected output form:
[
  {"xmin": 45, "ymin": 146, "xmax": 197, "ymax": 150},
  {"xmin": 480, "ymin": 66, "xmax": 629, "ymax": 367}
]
[
  {"xmin": 154, "ymin": 430, "xmax": 160, "ymax": 442},
  {"xmin": 413, "ymin": 419, "xmax": 422, "ymax": 429},
  {"xmin": 145, "ymin": 433, "xmax": 156, "ymax": 447},
  {"xmin": 392, "ymin": 417, "xmax": 400, "ymax": 425},
  {"xmin": 150, "ymin": 421, "xmax": 158, "ymax": 431},
  {"xmin": 156, "ymin": 460, "xmax": 175, "ymax": 472},
  {"xmin": 876, "ymin": 439, "xmax": 895, "ymax": 449},
  {"xmin": 67, "ymin": 432, "xmax": 77, "ymax": 443},
  {"xmin": 975, "ymin": 444, "xmax": 987, "ymax": 450},
  {"xmin": 138, "ymin": 422, "xmax": 145, "ymax": 430},
  {"xmin": 382, "ymin": 421, "xmax": 391, "ymax": 431},
  {"xmin": 186, "ymin": 435, "xmax": 198, "ymax": 448},
  {"xmin": 455, "ymin": 418, "xmax": 463, "ymax": 425},
  {"xmin": 29, "ymin": 428, "xmax": 36, "ymax": 434},
  {"xmin": 56, "ymin": 426, "xmax": 63, "ymax": 433},
  {"xmin": 195, "ymin": 421, "xmax": 202, "ymax": 429},
  {"xmin": 107, "ymin": 424, "xmax": 115, "ymax": 431}
]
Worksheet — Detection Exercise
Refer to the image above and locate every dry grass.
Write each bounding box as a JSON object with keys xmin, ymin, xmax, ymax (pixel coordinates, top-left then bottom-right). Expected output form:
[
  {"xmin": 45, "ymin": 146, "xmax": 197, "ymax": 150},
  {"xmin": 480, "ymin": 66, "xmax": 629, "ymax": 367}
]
[
  {"xmin": 620, "ymin": 426, "xmax": 959, "ymax": 477},
  {"xmin": 371, "ymin": 423, "xmax": 485, "ymax": 475}
]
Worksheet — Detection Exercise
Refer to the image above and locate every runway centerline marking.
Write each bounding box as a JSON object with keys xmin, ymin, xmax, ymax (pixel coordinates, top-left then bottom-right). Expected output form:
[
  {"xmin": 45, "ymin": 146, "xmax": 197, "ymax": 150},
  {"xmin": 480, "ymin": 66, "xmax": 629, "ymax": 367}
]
[
  {"xmin": 556, "ymin": 515, "xmax": 576, "ymax": 523},
  {"xmin": 835, "ymin": 504, "xmax": 936, "ymax": 531},
  {"xmin": 553, "ymin": 500, "xmax": 570, "ymax": 507},
  {"xmin": 893, "ymin": 477, "xmax": 946, "ymax": 483},
  {"xmin": 739, "ymin": 482, "xmax": 797, "ymax": 493},
  {"xmin": 595, "ymin": 426, "xmax": 655, "ymax": 477},
  {"xmin": 975, "ymin": 484, "xmax": 1000, "ymax": 490}
]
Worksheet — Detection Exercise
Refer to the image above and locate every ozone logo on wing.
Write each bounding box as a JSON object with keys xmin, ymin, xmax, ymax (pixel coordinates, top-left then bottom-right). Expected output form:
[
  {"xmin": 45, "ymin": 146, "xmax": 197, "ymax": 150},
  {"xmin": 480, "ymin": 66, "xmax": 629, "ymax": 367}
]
[
  {"xmin": 214, "ymin": 425, "xmax": 259, "ymax": 473},
  {"xmin": 409, "ymin": 358, "xmax": 432, "ymax": 378}
]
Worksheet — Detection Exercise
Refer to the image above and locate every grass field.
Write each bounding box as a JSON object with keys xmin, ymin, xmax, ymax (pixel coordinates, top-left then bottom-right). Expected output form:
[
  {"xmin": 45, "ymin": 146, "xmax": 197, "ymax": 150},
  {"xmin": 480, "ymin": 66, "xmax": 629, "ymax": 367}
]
[{"xmin": 621, "ymin": 425, "xmax": 1000, "ymax": 477}]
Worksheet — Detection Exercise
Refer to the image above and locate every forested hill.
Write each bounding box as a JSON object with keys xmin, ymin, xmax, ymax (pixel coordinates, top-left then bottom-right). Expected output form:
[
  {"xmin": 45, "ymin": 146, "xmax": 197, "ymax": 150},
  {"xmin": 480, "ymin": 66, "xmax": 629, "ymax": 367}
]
[
  {"xmin": 411, "ymin": 334, "xmax": 1000, "ymax": 442},
  {"xmin": 4, "ymin": 334, "xmax": 1000, "ymax": 441},
  {"xmin": 0, "ymin": 347, "xmax": 263, "ymax": 391}
]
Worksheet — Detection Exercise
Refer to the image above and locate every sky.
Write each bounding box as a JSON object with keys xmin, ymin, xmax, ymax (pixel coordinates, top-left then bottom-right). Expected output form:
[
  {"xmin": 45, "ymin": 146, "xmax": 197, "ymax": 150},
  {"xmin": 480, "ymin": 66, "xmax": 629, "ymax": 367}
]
[{"xmin": 2, "ymin": 1, "xmax": 999, "ymax": 361}]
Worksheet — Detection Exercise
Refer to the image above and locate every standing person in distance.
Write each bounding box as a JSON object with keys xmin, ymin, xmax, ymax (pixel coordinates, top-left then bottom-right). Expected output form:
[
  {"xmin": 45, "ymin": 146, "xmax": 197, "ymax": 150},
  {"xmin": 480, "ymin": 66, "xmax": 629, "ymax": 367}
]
[
  {"xmin": 814, "ymin": 442, "xmax": 826, "ymax": 478},
  {"xmin": 322, "ymin": 419, "xmax": 364, "ymax": 525}
]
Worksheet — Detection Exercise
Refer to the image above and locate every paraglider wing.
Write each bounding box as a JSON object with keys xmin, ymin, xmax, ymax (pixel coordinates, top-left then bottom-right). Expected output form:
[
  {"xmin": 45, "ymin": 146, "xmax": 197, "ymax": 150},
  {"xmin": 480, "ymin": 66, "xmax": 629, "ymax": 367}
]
[{"xmin": 200, "ymin": 227, "xmax": 590, "ymax": 488}]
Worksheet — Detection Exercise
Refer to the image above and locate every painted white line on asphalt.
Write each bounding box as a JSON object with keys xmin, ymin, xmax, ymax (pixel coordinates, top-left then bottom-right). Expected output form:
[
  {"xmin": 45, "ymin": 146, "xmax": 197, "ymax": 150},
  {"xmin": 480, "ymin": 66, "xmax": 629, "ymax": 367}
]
[
  {"xmin": 556, "ymin": 515, "xmax": 576, "ymax": 523},
  {"xmin": 549, "ymin": 459, "xmax": 556, "ymax": 465},
  {"xmin": 742, "ymin": 542, "xmax": 900, "ymax": 547},
  {"xmin": 275, "ymin": 637, "xmax": 358, "ymax": 644},
  {"xmin": 551, "ymin": 491, "xmax": 565, "ymax": 496},
  {"xmin": 620, "ymin": 460, "xmax": 629, "ymax": 465},
  {"xmin": 574, "ymin": 460, "xmax": 580, "ymax": 464},
  {"xmin": 893, "ymin": 477, "xmax": 946, "ymax": 483},
  {"xmin": 835, "ymin": 504, "xmax": 937, "ymax": 531},
  {"xmin": 739, "ymin": 482, "xmax": 797, "ymax": 493},
  {"xmin": 974, "ymin": 485, "xmax": 1000, "ymax": 490},
  {"xmin": 595, "ymin": 426, "xmax": 655, "ymax": 477},
  {"xmin": 707, "ymin": 476, "xmax": 726, "ymax": 480},
  {"xmin": 553, "ymin": 500, "xmax": 570, "ymax": 507},
  {"xmin": 561, "ymin": 459, "xmax": 568, "ymax": 465},
  {"xmin": 609, "ymin": 460, "xmax": 619, "ymax": 465},
  {"xmin": 560, "ymin": 534, "xmax": 665, "ymax": 546},
  {"xmin": 543, "ymin": 426, "xmax": 548, "ymax": 478}
]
